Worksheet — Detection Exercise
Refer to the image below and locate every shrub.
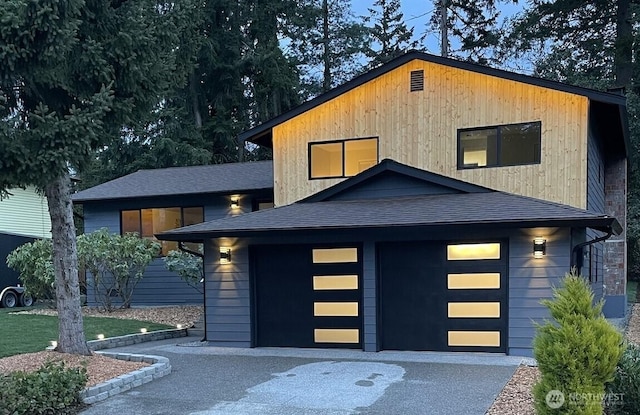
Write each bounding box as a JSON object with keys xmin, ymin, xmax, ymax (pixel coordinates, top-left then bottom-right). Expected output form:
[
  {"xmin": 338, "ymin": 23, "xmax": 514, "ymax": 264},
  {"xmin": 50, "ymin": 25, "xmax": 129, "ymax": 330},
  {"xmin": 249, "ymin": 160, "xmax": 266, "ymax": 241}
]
[
  {"xmin": 533, "ymin": 272, "xmax": 624, "ymax": 415},
  {"xmin": 0, "ymin": 361, "xmax": 87, "ymax": 415},
  {"xmin": 605, "ymin": 343, "xmax": 640, "ymax": 414},
  {"xmin": 6, "ymin": 239, "xmax": 56, "ymax": 303},
  {"xmin": 163, "ymin": 249, "xmax": 203, "ymax": 293},
  {"xmin": 78, "ymin": 228, "xmax": 160, "ymax": 311}
]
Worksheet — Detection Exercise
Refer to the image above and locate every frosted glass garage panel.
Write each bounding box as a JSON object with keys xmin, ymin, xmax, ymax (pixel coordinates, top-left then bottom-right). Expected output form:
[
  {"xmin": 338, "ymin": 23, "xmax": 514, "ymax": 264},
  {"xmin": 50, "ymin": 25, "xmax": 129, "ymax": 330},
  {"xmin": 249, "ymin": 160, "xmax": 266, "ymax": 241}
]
[
  {"xmin": 447, "ymin": 273, "xmax": 501, "ymax": 289},
  {"xmin": 448, "ymin": 331, "xmax": 500, "ymax": 347},
  {"xmin": 447, "ymin": 243, "xmax": 500, "ymax": 260},
  {"xmin": 447, "ymin": 302, "xmax": 500, "ymax": 318},
  {"xmin": 314, "ymin": 302, "xmax": 359, "ymax": 317},
  {"xmin": 314, "ymin": 329, "xmax": 359, "ymax": 343},
  {"xmin": 312, "ymin": 248, "xmax": 358, "ymax": 263},
  {"xmin": 313, "ymin": 275, "xmax": 358, "ymax": 290}
]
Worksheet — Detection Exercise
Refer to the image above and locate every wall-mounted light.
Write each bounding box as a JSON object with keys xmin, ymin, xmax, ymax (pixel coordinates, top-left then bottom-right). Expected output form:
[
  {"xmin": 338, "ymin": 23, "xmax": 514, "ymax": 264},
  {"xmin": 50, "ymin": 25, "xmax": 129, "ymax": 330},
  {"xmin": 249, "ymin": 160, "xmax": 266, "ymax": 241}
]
[
  {"xmin": 220, "ymin": 247, "xmax": 232, "ymax": 264},
  {"xmin": 533, "ymin": 238, "xmax": 547, "ymax": 259},
  {"xmin": 230, "ymin": 197, "xmax": 239, "ymax": 209}
]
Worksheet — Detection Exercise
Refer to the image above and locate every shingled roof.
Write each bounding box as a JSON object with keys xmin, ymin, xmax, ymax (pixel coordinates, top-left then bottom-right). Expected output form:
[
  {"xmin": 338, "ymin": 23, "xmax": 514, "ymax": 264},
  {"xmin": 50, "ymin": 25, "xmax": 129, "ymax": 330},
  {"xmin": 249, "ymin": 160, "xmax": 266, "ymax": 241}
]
[
  {"xmin": 158, "ymin": 191, "xmax": 620, "ymax": 241},
  {"xmin": 72, "ymin": 161, "xmax": 273, "ymax": 202}
]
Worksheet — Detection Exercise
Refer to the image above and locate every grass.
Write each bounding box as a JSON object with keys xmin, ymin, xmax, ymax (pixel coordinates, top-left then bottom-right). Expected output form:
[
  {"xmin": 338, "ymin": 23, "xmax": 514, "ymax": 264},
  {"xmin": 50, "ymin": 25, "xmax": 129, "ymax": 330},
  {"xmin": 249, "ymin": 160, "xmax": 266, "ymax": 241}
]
[
  {"xmin": 0, "ymin": 307, "xmax": 172, "ymax": 358},
  {"xmin": 628, "ymin": 280, "xmax": 638, "ymax": 305}
]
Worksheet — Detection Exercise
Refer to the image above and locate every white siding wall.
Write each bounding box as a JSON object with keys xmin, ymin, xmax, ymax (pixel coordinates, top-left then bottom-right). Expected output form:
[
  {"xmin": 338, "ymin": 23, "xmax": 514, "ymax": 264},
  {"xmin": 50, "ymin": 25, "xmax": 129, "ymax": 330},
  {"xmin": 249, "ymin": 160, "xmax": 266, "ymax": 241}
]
[{"xmin": 0, "ymin": 187, "xmax": 51, "ymax": 238}]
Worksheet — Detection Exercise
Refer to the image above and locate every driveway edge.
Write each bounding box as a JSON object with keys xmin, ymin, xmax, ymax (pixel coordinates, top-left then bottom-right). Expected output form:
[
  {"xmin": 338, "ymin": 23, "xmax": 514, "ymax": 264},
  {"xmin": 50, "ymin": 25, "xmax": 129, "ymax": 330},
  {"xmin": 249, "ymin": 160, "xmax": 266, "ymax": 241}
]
[{"xmin": 81, "ymin": 352, "xmax": 171, "ymax": 404}]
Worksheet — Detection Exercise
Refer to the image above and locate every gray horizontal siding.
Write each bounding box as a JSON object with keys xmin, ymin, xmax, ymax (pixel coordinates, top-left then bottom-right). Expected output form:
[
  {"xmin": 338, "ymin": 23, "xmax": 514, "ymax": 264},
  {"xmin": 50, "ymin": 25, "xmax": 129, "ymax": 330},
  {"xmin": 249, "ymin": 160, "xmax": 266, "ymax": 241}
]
[
  {"xmin": 328, "ymin": 174, "xmax": 459, "ymax": 201},
  {"xmin": 204, "ymin": 239, "xmax": 251, "ymax": 347},
  {"xmin": 508, "ymin": 228, "xmax": 572, "ymax": 357}
]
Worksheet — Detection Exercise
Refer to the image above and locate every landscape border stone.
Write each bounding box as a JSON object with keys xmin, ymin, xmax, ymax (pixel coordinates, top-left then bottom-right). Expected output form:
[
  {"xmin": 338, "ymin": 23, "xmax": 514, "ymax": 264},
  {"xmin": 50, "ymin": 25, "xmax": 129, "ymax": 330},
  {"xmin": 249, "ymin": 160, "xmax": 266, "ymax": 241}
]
[{"xmin": 80, "ymin": 328, "xmax": 186, "ymax": 404}]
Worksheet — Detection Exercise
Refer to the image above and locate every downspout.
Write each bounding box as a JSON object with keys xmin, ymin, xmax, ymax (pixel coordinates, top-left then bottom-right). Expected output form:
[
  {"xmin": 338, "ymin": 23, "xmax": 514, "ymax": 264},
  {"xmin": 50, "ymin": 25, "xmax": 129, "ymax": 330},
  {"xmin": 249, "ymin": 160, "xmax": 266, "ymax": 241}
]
[
  {"xmin": 570, "ymin": 230, "xmax": 614, "ymax": 275},
  {"xmin": 179, "ymin": 242, "xmax": 206, "ymax": 342}
]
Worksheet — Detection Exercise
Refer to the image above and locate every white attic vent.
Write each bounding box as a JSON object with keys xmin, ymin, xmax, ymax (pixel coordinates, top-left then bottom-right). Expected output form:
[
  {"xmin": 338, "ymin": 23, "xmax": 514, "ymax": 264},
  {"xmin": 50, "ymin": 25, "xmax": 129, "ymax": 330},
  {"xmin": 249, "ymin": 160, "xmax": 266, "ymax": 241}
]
[{"xmin": 410, "ymin": 70, "xmax": 424, "ymax": 92}]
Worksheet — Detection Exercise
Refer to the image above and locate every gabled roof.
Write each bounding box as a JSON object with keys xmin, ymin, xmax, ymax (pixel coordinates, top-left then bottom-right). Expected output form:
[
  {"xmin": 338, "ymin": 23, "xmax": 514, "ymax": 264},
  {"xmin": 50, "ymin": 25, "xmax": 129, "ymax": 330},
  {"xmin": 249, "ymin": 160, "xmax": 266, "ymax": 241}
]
[
  {"xmin": 72, "ymin": 161, "xmax": 273, "ymax": 203},
  {"xmin": 239, "ymin": 51, "xmax": 628, "ymax": 153},
  {"xmin": 300, "ymin": 159, "xmax": 490, "ymax": 203},
  {"xmin": 158, "ymin": 160, "xmax": 621, "ymax": 241}
]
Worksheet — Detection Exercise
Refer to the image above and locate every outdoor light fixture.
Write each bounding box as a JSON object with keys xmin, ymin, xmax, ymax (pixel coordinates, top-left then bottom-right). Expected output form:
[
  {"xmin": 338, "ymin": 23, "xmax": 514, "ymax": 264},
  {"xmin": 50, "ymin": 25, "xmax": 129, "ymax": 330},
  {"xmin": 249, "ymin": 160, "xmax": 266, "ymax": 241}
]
[
  {"xmin": 50, "ymin": 340, "xmax": 57, "ymax": 348},
  {"xmin": 97, "ymin": 334, "xmax": 105, "ymax": 340},
  {"xmin": 177, "ymin": 324, "xmax": 183, "ymax": 329},
  {"xmin": 140, "ymin": 328, "xmax": 147, "ymax": 334},
  {"xmin": 220, "ymin": 247, "xmax": 232, "ymax": 264},
  {"xmin": 230, "ymin": 198, "xmax": 239, "ymax": 209},
  {"xmin": 533, "ymin": 238, "xmax": 547, "ymax": 259}
]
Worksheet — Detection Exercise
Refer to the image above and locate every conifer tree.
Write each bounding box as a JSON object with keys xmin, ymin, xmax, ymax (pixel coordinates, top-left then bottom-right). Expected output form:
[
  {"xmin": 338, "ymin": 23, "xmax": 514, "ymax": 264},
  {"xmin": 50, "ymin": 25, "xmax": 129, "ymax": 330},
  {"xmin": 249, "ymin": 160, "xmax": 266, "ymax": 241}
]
[{"xmin": 365, "ymin": 0, "xmax": 417, "ymax": 68}]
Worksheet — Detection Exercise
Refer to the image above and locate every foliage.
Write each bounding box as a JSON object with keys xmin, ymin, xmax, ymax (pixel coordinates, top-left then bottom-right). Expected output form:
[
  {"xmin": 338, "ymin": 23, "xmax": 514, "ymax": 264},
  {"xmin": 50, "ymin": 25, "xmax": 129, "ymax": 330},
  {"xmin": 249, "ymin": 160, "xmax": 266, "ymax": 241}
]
[
  {"xmin": 77, "ymin": 229, "xmax": 160, "ymax": 311},
  {"xmin": 6, "ymin": 239, "xmax": 56, "ymax": 303},
  {"xmin": 364, "ymin": 0, "xmax": 416, "ymax": 68},
  {"xmin": 163, "ymin": 250, "xmax": 204, "ymax": 294},
  {"xmin": 0, "ymin": 308, "xmax": 172, "ymax": 359},
  {"xmin": 533, "ymin": 272, "xmax": 624, "ymax": 414},
  {"xmin": 605, "ymin": 342, "xmax": 640, "ymax": 414},
  {"xmin": 0, "ymin": 361, "xmax": 87, "ymax": 415}
]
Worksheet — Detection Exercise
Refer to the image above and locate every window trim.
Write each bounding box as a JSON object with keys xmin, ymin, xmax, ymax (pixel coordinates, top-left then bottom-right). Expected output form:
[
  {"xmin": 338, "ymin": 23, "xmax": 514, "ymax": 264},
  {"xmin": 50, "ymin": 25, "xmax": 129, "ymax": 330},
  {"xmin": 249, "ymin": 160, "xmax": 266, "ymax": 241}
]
[
  {"xmin": 457, "ymin": 121, "xmax": 542, "ymax": 170},
  {"xmin": 308, "ymin": 136, "xmax": 379, "ymax": 180}
]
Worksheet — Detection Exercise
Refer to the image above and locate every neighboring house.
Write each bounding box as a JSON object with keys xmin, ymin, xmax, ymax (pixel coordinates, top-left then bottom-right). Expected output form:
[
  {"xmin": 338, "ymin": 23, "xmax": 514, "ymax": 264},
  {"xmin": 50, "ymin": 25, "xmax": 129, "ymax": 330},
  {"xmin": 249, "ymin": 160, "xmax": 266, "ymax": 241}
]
[
  {"xmin": 158, "ymin": 52, "xmax": 628, "ymax": 357},
  {"xmin": 72, "ymin": 161, "xmax": 274, "ymax": 306},
  {"xmin": 0, "ymin": 187, "xmax": 51, "ymax": 304}
]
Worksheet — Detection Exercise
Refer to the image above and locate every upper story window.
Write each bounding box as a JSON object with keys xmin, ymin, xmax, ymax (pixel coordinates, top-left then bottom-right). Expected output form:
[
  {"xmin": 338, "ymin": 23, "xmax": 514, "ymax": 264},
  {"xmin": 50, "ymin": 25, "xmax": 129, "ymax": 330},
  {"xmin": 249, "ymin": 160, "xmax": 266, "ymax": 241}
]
[
  {"xmin": 121, "ymin": 207, "xmax": 204, "ymax": 255},
  {"xmin": 458, "ymin": 121, "xmax": 541, "ymax": 169},
  {"xmin": 309, "ymin": 137, "xmax": 378, "ymax": 179}
]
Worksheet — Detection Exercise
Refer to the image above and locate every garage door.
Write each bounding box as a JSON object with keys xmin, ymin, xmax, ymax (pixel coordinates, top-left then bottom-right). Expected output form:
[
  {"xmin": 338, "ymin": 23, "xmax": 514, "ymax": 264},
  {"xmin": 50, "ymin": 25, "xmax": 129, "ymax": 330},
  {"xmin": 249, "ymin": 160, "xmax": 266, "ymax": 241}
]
[
  {"xmin": 253, "ymin": 245, "xmax": 362, "ymax": 348},
  {"xmin": 379, "ymin": 241, "xmax": 507, "ymax": 352}
]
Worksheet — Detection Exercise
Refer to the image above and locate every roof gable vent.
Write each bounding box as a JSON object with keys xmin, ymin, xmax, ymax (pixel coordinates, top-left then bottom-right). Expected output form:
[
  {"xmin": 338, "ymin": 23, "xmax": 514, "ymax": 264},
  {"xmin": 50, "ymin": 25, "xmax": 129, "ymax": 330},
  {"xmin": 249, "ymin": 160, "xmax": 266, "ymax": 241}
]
[{"xmin": 410, "ymin": 70, "xmax": 424, "ymax": 92}]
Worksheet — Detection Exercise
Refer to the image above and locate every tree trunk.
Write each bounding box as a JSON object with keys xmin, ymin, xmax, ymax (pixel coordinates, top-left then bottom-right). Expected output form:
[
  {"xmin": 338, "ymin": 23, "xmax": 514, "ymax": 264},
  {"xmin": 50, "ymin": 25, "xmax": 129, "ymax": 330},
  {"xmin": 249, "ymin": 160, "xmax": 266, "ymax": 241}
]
[
  {"xmin": 615, "ymin": 0, "xmax": 632, "ymax": 88},
  {"xmin": 322, "ymin": 0, "xmax": 331, "ymax": 92},
  {"xmin": 44, "ymin": 173, "xmax": 91, "ymax": 355}
]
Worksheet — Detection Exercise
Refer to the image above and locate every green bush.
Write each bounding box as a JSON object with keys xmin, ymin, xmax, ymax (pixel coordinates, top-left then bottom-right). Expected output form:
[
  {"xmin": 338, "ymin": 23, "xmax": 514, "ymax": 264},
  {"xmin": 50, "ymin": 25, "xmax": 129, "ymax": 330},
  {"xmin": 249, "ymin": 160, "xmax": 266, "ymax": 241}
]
[
  {"xmin": 163, "ymin": 249, "xmax": 203, "ymax": 293},
  {"xmin": 0, "ymin": 361, "xmax": 87, "ymax": 415},
  {"xmin": 605, "ymin": 343, "xmax": 640, "ymax": 414},
  {"xmin": 533, "ymin": 272, "xmax": 624, "ymax": 415},
  {"xmin": 6, "ymin": 239, "xmax": 56, "ymax": 302}
]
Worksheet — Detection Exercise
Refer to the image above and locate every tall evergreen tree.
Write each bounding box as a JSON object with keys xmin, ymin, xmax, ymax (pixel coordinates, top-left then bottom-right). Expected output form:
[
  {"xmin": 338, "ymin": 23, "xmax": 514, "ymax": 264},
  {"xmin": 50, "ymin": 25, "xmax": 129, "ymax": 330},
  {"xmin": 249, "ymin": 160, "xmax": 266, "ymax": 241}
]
[
  {"xmin": 285, "ymin": 0, "xmax": 370, "ymax": 95},
  {"xmin": 364, "ymin": 0, "xmax": 417, "ymax": 68},
  {"xmin": 0, "ymin": 0, "xmax": 199, "ymax": 354}
]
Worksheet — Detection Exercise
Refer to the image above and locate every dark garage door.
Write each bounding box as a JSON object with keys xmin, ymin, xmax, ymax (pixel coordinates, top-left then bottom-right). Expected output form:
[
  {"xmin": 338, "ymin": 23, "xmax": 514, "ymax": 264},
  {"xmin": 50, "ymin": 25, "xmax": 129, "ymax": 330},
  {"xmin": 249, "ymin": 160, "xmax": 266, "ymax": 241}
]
[
  {"xmin": 379, "ymin": 241, "xmax": 507, "ymax": 353},
  {"xmin": 253, "ymin": 245, "xmax": 362, "ymax": 348}
]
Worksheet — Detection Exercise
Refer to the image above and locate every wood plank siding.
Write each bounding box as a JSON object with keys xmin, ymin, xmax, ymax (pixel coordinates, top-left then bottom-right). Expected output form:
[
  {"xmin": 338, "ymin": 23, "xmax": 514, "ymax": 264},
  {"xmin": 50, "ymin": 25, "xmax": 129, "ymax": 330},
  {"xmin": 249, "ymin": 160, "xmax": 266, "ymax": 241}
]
[
  {"xmin": 272, "ymin": 59, "xmax": 589, "ymax": 207},
  {"xmin": 0, "ymin": 187, "xmax": 51, "ymax": 238}
]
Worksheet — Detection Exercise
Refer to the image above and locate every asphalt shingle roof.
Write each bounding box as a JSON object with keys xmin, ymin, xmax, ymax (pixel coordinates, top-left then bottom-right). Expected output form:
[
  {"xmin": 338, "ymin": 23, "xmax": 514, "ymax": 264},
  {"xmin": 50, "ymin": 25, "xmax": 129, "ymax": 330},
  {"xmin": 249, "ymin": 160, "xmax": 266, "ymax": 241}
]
[
  {"xmin": 72, "ymin": 161, "xmax": 273, "ymax": 202},
  {"xmin": 158, "ymin": 192, "xmax": 618, "ymax": 240}
]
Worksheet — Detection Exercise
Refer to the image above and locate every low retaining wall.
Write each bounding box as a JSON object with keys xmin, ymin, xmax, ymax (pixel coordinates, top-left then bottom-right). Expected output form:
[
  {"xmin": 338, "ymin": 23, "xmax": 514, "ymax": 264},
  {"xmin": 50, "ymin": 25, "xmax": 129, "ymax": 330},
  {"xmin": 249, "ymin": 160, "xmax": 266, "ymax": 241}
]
[{"xmin": 87, "ymin": 328, "xmax": 188, "ymax": 351}]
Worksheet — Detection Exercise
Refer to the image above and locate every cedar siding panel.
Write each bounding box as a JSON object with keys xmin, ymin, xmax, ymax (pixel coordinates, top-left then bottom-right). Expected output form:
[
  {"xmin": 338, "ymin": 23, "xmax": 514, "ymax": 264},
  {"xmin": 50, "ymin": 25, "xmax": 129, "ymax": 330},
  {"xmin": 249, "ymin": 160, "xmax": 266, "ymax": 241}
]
[
  {"xmin": 273, "ymin": 59, "xmax": 589, "ymax": 208},
  {"xmin": 0, "ymin": 187, "xmax": 51, "ymax": 238},
  {"xmin": 508, "ymin": 228, "xmax": 572, "ymax": 357}
]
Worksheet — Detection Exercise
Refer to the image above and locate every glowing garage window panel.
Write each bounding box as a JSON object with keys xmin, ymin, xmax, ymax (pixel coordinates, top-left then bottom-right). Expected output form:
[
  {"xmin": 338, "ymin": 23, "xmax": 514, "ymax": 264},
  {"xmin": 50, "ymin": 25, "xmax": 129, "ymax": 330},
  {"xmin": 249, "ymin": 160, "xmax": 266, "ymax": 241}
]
[
  {"xmin": 313, "ymin": 275, "xmax": 359, "ymax": 290},
  {"xmin": 312, "ymin": 248, "xmax": 358, "ymax": 263},
  {"xmin": 447, "ymin": 273, "xmax": 501, "ymax": 289},
  {"xmin": 314, "ymin": 329, "xmax": 360, "ymax": 343},
  {"xmin": 447, "ymin": 302, "xmax": 500, "ymax": 318},
  {"xmin": 447, "ymin": 331, "xmax": 500, "ymax": 347},
  {"xmin": 447, "ymin": 243, "xmax": 500, "ymax": 260},
  {"xmin": 314, "ymin": 302, "xmax": 359, "ymax": 317}
]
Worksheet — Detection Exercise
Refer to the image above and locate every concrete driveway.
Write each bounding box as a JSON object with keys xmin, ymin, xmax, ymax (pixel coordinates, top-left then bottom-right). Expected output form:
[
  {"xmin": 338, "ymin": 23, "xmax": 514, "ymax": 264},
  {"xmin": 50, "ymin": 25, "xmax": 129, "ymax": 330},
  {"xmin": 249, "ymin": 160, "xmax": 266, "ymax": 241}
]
[{"xmin": 80, "ymin": 336, "xmax": 522, "ymax": 415}]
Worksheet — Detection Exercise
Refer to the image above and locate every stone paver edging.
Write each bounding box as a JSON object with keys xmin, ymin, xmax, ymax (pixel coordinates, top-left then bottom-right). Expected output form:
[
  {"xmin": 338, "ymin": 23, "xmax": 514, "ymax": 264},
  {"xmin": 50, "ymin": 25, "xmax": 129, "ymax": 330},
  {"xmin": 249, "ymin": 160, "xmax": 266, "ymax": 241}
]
[{"xmin": 80, "ymin": 329, "xmax": 187, "ymax": 404}]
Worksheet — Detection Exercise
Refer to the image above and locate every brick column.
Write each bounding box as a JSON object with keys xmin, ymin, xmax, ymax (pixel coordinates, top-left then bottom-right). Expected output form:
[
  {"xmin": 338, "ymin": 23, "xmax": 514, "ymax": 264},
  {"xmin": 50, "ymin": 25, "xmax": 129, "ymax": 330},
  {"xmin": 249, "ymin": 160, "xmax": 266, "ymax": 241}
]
[{"xmin": 603, "ymin": 156, "xmax": 627, "ymax": 317}]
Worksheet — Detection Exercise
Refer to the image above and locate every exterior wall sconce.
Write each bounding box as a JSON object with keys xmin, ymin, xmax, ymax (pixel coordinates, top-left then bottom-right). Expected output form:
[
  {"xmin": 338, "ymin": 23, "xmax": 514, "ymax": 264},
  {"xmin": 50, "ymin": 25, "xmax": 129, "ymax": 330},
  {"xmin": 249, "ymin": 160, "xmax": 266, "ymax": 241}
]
[
  {"xmin": 220, "ymin": 247, "xmax": 232, "ymax": 264},
  {"xmin": 533, "ymin": 238, "xmax": 546, "ymax": 259},
  {"xmin": 230, "ymin": 198, "xmax": 240, "ymax": 209}
]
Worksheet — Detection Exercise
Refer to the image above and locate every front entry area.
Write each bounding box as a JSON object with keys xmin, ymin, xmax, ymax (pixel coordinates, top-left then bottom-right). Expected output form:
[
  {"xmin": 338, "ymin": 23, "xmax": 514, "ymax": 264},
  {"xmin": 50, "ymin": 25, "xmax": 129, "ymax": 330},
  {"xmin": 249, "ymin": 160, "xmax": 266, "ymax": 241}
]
[
  {"xmin": 378, "ymin": 241, "xmax": 508, "ymax": 353},
  {"xmin": 252, "ymin": 244, "xmax": 363, "ymax": 349}
]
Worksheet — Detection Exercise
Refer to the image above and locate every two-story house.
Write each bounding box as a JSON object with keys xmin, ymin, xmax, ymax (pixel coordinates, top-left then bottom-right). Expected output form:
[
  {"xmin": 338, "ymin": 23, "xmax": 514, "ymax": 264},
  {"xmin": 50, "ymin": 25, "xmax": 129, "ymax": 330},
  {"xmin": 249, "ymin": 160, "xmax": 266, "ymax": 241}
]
[{"xmin": 161, "ymin": 52, "xmax": 624, "ymax": 357}]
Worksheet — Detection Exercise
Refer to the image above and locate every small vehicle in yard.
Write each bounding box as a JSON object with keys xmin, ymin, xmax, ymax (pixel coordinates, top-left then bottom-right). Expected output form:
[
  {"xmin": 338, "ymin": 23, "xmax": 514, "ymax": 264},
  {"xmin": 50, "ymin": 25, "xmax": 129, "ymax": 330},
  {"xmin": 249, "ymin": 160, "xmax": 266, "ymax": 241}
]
[{"xmin": 0, "ymin": 232, "xmax": 35, "ymax": 308}]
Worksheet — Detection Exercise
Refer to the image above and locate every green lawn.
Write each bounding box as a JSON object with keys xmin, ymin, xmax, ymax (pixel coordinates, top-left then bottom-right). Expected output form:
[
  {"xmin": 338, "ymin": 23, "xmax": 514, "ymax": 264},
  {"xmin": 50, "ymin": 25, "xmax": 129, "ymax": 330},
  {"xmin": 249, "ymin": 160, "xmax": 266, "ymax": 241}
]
[
  {"xmin": 0, "ymin": 307, "xmax": 172, "ymax": 358},
  {"xmin": 628, "ymin": 280, "xmax": 638, "ymax": 305}
]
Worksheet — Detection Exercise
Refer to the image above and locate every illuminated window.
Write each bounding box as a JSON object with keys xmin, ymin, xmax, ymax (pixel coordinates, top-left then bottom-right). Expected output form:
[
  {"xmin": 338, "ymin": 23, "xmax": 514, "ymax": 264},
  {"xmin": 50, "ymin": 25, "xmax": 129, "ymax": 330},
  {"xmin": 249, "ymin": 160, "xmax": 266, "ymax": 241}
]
[
  {"xmin": 458, "ymin": 122, "xmax": 541, "ymax": 169},
  {"xmin": 447, "ymin": 243, "xmax": 501, "ymax": 261},
  {"xmin": 312, "ymin": 248, "xmax": 358, "ymax": 263},
  {"xmin": 447, "ymin": 302, "xmax": 500, "ymax": 318},
  {"xmin": 314, "ymin": 302, "xmax": 359, "ymax": 317},
  {"xmin": 448, "ymin": 331, "xmax": 500, "ymax": 347},
  {"xmin": 314, "ymin": 329, "xmax": 359, "ymax": 343},
  {"xmin": 313, "ymin": 275, "xmax": 358, "ymax": 290},
  {"xmin": 309, "ymin": 137, "xmax": 378, "ymax": 179},
  {"xmin": 447, "ymin": 273, "xmax": 501, "ymax": 289},
  {"xmin": 121, "ymin": 207, "xmax": 204, "ymax": 255}
]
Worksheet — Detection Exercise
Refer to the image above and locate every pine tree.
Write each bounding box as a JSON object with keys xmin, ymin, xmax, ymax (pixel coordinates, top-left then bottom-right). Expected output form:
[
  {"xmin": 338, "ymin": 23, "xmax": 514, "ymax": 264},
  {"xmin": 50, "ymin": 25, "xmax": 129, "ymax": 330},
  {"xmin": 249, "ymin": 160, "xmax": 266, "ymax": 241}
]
[
  {"xmin": 0, "ymin": 0, "xmax": 199, "ymax": 354},
  {"xmin": 364, "ymin": 0, "xmax": 417, "ymax": 69}
]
